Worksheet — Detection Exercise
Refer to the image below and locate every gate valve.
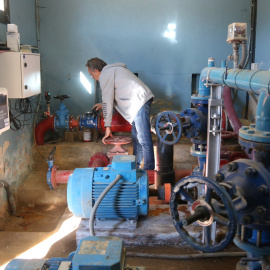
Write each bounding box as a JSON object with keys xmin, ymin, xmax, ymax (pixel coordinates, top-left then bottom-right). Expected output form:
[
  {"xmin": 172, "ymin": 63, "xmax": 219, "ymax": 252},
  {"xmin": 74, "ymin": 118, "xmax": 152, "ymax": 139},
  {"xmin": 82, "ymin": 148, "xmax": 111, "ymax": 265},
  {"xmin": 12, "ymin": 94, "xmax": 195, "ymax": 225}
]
[
  {"xmin": 155, "ymin": 111, "xmax": 182, "ymax": 145},
  {"xmin": 170, "ymin": 175, "xmax": 237, "ymax": 253},
  {"xmin": 156, "ymin": 109, "xmax": 206, "ymax": 145}
]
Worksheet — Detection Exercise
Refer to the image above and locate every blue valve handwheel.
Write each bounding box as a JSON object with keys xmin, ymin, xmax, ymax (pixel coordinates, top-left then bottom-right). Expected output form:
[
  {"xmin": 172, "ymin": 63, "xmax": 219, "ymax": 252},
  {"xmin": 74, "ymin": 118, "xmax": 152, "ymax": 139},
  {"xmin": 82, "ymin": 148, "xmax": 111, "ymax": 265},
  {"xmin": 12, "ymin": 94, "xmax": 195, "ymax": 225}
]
[
  {"xmin": 170, "ymin": 175, "xmax": 237, "ymax": 253},
  {"xmin": 156, "ymin": 111, "xmax": 181, "ymax": 145}
]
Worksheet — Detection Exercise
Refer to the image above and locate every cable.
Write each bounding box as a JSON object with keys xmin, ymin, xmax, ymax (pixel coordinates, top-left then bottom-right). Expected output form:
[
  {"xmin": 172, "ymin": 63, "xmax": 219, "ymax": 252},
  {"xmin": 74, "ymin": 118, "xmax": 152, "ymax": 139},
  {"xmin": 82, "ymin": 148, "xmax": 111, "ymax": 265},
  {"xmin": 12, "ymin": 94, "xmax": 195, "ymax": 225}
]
[
  {"xmin": 8, "ymin": 96, "xmax": 42, "ymax": 131},
  {"xmin": 89, "ymin": 174, "xmax": 122, "ymax": 236},
  {"xmin": 9, "ymin": 109, "xmax": 22, "ymax": 131},
  {"xmin": 126, "ymin": 251, "xmax": 246, "ymax": 260}
]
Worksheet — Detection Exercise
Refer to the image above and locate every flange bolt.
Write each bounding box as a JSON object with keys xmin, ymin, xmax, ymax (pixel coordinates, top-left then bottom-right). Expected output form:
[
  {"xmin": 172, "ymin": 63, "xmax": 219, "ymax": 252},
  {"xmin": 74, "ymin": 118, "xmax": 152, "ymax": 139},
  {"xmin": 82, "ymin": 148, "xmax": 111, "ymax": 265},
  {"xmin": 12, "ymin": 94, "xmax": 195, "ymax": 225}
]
[
  {"xmin": 215, "ymin": 173, "xmax": 224, "ymax": 183},
  {"xmin": 226, "ymin": 162, "xmax": 237, "ymax": 172},
  {"xmin": 245, "ymin": 167, "xmax": 256, "ymax": 176},
  {"xmin": 256, "ymin": 206, "xmax": 266, "ymax": 215},
  {"xmin": 257, "ymin": 185, "xmax": 268, "ymax": 195},
  {"xmin": 242, "ymin": 215, "xmax": 253, "ymax": 225}
]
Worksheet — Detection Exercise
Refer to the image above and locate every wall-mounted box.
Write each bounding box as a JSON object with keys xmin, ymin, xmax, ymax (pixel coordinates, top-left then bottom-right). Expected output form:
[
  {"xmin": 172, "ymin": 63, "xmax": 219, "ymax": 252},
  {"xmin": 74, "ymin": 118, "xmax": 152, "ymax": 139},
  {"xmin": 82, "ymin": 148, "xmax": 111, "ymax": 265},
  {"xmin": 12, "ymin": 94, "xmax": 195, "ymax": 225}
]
[
  {"xmin": 0, "ymin": 52, "xmax": 41, "ymax": 99},
  {"xmin": 0, "ymin": 88, "xmax": 10, "ymax": 134},
  {"xmin": 227, "ymin": 22, "xmax": 247, "ymax": 43}
]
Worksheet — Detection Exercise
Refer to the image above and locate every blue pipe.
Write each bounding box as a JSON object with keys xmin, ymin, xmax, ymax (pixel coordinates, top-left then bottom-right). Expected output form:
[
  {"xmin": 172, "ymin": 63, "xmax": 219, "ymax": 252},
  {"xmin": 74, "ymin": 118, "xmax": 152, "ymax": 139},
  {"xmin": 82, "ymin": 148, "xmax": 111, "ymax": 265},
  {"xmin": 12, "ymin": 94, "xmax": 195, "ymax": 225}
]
[
  {"xmin": 256, "ymin": 90, "xmax": 270, "ymax": 132},
  {"xmin": 239, "ymin": 91, "xmax": 270, "ymax": 143},
  {"xmin": 200, "ymin": 67, "xmax": 270, "ymax": 95},
  {"xmin": 198, "ymin": 59, "xmax": 215, "ymax": 97}
]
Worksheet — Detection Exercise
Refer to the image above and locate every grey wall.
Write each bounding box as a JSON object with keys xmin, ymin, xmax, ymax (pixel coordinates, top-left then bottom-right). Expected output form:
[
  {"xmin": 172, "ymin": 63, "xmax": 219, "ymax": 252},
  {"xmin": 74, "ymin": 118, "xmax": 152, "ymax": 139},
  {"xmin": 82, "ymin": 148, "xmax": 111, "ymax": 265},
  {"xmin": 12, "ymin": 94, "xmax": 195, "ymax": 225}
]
[
  {"xmin": 0, "ymin": 0, "xmax": 36, "ymax": 44},
  {"xmin": 39, "ymin": 0, "xmax": 250, "ymax": 117},
  {"xmin": 256, "ymin": 0, "xmax": 270, "ymax": 70},
  {"xmin": 0, "ymin": 0, "xmax": 37, "ymax": 222}
]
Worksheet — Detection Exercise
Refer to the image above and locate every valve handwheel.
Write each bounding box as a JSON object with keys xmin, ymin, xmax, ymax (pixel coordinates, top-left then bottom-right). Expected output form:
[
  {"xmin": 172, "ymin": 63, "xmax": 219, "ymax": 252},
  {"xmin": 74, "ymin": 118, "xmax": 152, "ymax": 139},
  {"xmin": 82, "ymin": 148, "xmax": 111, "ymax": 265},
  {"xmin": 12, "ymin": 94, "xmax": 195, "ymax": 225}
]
[
  {"xmin": 104, "ymin": 136, "xmax": 132, "ymax": 160},
  {"xmin": 104, "ymin": 136, "xmax": 132, "ymax": 145},
  {"xmin": 54, "ymin": 95, "xmax": 70, "ymax": 101},
  {"xmin": 156, "ymin": 111, "xmax": 182, "ymax": 145},
  {"xmin": 170, "ymin": 175, "xmax": 237, "ymax": 253}
]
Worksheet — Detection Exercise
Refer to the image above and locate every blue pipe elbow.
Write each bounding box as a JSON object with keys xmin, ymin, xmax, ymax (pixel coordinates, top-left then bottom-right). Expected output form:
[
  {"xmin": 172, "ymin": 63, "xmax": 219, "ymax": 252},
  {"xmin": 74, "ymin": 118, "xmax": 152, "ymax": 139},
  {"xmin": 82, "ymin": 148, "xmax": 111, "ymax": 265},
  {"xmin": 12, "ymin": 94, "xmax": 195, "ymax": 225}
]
[{"xmin": 256, "ymin": 90, "xmax": 270, "ymax": 132}]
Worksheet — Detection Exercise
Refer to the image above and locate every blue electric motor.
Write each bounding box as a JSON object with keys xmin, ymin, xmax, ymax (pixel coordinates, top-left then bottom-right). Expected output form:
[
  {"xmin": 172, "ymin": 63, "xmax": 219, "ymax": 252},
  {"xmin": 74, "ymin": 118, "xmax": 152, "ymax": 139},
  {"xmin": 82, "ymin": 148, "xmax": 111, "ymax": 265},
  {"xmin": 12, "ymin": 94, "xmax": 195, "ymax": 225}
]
[
  {"xmin": 67, "ymin": 155, "xmax": 149, "ymax": 219},
  {"xmin": 5, "ymin": 236, "xmax": 145, "ymax": 270}
]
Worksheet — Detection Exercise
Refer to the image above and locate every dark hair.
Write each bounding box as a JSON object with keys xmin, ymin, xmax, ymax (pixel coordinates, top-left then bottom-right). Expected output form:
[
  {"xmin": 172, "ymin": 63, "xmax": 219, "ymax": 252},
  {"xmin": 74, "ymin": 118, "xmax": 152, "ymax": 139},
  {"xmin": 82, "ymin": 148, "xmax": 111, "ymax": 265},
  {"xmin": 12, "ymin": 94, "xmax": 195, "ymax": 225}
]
[{"xmin": 86, "ymin": 57, "xmax": 107, "ymax": 71}]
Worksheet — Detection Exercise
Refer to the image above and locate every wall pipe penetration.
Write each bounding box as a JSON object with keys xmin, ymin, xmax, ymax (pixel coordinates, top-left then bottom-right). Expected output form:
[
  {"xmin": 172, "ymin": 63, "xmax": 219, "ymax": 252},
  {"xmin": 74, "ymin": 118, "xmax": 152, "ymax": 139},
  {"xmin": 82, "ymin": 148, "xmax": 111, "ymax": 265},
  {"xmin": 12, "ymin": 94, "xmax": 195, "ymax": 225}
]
[{"xmin": 0, "ymin": 181, "xmax": 16, "ymax": 215}]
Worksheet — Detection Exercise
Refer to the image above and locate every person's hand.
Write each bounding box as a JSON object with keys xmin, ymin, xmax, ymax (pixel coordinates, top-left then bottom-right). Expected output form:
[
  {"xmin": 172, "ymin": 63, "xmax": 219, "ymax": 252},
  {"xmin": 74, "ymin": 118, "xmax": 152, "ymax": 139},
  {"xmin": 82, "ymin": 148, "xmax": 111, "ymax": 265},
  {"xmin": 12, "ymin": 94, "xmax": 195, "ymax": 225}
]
[
  {"xmin": 93, "ymin": 103, "xmax": 102, "ymax": 111},
  {"xmin": 102, "ymin": 127, "xmax": 113, "ymax": 144}
]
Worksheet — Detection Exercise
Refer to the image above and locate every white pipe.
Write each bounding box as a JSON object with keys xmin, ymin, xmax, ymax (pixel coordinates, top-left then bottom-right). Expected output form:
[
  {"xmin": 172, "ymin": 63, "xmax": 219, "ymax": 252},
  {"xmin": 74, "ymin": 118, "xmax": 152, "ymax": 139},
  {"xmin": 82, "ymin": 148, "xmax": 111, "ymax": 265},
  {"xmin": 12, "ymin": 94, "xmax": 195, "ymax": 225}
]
[{"xmin": 89, "ymin": 174, "xmax": 122, "ymax": 236}]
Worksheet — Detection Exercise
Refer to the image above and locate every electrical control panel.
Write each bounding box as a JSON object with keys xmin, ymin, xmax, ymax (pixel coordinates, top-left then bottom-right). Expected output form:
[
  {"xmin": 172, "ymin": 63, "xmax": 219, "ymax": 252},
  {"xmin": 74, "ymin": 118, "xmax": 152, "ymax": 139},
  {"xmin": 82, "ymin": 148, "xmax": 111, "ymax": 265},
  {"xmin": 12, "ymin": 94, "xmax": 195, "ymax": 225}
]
[
  {"xmin": 0, "ymin": 88, "xmax": 10, "ymax": 134},
  {"xmin": 0, "ymin": 52, "xmax": 41, "ymax": 98},
  {"xmin": 227, "ymin": 22, "xmax": 247, "ymax": 43}
]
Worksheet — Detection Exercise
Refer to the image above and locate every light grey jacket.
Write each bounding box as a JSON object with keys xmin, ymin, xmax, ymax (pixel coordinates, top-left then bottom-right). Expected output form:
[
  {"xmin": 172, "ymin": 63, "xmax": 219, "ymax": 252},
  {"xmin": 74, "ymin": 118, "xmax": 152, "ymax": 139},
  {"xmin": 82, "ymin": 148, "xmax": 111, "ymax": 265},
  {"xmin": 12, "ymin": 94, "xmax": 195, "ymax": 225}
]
[{"xmin": 99, "ymin": 63, "xmax": 154, "ymax": 126}]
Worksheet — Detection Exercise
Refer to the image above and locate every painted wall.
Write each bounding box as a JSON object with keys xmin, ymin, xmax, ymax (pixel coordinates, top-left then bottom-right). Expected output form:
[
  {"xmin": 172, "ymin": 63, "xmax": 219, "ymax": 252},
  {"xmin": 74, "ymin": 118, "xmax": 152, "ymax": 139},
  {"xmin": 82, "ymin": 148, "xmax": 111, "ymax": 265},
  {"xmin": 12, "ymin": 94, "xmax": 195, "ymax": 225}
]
[
  {"xmin": 255, "ymin": 1, "xmax": 270, "ymax": 70},
  {"xmin": 0, "ymin": 0, "xmax": 37, "ymax": 223},
  {"xmin": 38, "ymin": 0, "xmax": 250, "ymax": 118},
  {"xmin": 1, "ymin": 0, "xmax": 267, "ymax": 222}
]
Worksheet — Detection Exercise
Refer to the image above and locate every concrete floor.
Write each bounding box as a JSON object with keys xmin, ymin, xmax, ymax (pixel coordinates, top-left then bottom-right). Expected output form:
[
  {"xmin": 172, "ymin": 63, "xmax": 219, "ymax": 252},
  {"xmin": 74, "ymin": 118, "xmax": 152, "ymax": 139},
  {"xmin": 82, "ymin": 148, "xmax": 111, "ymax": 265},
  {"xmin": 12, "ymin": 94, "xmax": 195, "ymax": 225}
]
[
  {"xmin": 0, "ymin": 207, "xmax": 243, "ymax": 270},
  {"xmin": 0, "ymin": 138, "xmax": 245, "ymax": 269}
]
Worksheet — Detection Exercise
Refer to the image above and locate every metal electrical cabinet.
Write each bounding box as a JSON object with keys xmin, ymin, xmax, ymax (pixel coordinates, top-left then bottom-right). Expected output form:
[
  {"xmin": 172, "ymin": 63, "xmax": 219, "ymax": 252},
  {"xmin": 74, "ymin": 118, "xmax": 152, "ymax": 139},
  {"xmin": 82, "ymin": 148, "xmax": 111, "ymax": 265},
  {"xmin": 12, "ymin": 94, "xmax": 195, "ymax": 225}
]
[{"xmin": 0, "ymin": 52, "xmax": 41, "ymax": 98}]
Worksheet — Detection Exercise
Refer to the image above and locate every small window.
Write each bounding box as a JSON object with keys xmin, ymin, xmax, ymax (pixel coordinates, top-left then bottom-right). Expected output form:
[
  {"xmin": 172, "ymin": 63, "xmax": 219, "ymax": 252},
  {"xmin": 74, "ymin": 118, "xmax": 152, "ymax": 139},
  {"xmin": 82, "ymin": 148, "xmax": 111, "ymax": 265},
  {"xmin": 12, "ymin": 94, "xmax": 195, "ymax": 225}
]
[{"xmin": 0, "ymin": 0, "xmax": 10, "ymax": 24}]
